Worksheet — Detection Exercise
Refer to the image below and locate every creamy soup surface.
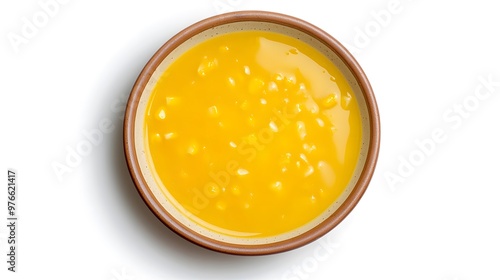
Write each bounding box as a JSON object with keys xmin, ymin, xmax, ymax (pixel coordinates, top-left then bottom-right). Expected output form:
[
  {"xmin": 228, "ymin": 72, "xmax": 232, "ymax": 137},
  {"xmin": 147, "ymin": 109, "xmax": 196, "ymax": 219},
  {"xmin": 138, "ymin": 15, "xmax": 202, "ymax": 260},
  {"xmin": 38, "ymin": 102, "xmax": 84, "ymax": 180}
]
[{"xmin": 145, "ymin": 30, "xmax": 362, "ymax": 238}]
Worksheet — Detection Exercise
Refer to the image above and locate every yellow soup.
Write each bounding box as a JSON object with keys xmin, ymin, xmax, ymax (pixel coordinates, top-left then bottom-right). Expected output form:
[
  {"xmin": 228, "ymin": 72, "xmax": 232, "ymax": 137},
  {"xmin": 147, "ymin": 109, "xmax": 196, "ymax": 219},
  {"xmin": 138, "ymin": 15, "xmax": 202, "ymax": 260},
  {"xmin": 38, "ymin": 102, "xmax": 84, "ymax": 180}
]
[{"xmin": 145, "ymin": 30, "xmax": 362, "ymax": 238}]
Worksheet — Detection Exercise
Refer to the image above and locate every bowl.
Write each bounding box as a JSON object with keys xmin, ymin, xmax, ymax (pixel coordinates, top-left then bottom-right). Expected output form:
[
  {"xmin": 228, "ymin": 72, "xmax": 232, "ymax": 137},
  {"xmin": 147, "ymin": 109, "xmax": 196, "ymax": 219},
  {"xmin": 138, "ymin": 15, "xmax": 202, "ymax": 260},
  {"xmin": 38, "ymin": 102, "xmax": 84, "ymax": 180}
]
[{"xmin": 124, "ymin": 10, "xmax": 380, "ymax": 255}]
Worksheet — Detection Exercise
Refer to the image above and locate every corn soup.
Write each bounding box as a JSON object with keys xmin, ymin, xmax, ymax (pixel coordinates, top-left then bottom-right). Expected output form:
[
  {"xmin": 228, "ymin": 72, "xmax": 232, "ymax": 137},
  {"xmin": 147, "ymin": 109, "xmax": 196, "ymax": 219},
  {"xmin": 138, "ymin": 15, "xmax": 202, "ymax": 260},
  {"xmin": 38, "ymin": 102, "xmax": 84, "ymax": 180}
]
[{"xmin": 144, "ymin": 31, "xmax": 362, "ymax": 238}]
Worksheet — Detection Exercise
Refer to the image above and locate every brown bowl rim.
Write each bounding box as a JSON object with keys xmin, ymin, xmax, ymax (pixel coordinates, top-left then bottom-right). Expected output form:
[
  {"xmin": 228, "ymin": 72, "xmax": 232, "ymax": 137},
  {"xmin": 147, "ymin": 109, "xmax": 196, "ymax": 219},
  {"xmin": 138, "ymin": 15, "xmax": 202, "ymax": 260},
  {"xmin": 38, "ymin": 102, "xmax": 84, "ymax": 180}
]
[{"xmin": 123, "ymin": 10, "xmax": 380, "ymax": 256}]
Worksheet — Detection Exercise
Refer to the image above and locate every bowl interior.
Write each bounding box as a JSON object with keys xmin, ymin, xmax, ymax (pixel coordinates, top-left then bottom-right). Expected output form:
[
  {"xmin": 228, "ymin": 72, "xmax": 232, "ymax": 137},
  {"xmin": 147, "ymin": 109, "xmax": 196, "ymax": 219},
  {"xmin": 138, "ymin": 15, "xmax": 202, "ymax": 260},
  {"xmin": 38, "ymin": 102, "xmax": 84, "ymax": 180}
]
[{"xmin": 126, "ymin": 15, "xmax": 377, "ymax": 254}]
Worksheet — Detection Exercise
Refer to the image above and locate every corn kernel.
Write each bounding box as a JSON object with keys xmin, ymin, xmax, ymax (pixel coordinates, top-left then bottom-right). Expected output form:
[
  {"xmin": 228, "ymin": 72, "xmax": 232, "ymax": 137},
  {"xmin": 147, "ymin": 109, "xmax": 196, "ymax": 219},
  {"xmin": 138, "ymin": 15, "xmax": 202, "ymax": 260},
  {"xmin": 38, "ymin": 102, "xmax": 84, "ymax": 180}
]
[
  {"xmin": 316, "ymin": 118, "xmax": 325, "ymax": 127},
  {"xmin": 268, "ymin": 81, "xmax": 279, "ymax": 92},
  {"xmin": 158, "ymin": 109, "xmax": 166, "ymax": 120},
  {"xmin": 296, "ymin": 121, "xmax": 306, "ymax": 140},
  {"xmin": 294, "ymin": 103, "xmax": 304, "ymax": 114},
  {"xmin": 237, "ymin": 168, "xmax": 249, "ymax": 176},
  {"xmin": 285, "ymin": 74, "xmax": 296, "ymax": 85},
  {"xmin": 269, "ymin": 120, "xmax": 279, "ymax": 132},
  {"xmin": 228, "ymin": 76, "xmax": 236, "ymax": 87},
  {"xmin": 321, "ymin": 93, "xmax": 338, "ymax": 109},
  {"xmin": 271, "ymin": 181, "xmax": 283, "ymax": 192},
  {"xmin": 187, "ymin": 142, "xmax": 199, "ymax": 155},
  {"xmin": 298, "ymin": 83, "xmax": 307, "ymax": 94},
  {"xmin": 341, "ymin": 92, "xmax": 352, "ymax": 109},
  {"xmin": 197, "ymin": 56, "xmax": 218, "ymax": 77},
  {"xmin": 304, "ymin": 165, "xmax": 314, "ymax": 177},
  {"xmin": 299, "ymin": 153, "xmax": 309, "ymax": 163},
  {"xmin": 244, "ymin": 65, "xmax": 251, "ymax": 75},
  {"xmin": 274, "ymin": 73, "xmax": 284, "ymax": 81},
  {"xmin": 303, "ymin": 143, "xmax": 317, "ymax": 153},
  {"xmin": 164, "ymin": 132, "xmax": 177, "ymax": 140},
  {"xmin": 208, "ymin": 105, "xmax": 219, "ymax": 117}
]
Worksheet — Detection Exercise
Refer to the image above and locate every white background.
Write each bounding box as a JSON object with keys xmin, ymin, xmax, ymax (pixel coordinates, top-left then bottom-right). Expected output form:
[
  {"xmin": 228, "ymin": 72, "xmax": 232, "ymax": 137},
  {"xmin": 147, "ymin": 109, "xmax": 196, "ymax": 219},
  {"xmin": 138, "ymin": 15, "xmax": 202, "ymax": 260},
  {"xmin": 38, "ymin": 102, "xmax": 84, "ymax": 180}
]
[{"xmin": 1, "ymin": 0, "xmax": 500, "ymax": 279}]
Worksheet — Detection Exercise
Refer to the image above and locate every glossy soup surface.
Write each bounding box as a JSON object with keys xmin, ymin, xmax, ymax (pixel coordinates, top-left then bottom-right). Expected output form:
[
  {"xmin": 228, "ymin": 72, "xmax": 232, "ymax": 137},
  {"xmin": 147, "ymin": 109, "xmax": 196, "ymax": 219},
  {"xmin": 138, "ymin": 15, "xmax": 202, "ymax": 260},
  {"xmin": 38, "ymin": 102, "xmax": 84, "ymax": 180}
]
[{"xmin": 145, "ymin": 30, "xmax": 362, "ymax": 238}]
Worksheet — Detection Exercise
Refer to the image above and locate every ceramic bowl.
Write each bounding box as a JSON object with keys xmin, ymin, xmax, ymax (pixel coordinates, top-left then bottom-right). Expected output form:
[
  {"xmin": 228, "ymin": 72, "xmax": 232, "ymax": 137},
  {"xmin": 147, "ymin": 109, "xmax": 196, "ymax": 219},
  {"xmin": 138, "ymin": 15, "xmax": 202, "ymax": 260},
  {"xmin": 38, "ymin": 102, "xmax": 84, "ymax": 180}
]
[{"xmin": 124, "ymin": 10, "xmax": 380, "ymax": 255}]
